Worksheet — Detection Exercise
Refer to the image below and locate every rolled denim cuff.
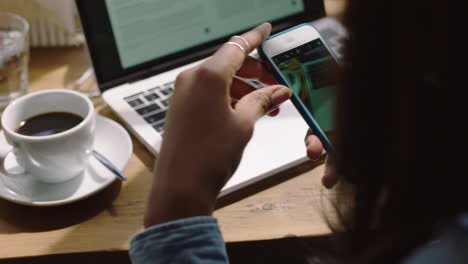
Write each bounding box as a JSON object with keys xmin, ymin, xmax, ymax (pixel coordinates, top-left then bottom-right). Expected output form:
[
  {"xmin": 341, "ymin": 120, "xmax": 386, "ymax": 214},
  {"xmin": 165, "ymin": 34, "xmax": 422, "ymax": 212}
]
[{"xmin": 130, "ymin": 216, "xmax": 228, "ymax": 264}]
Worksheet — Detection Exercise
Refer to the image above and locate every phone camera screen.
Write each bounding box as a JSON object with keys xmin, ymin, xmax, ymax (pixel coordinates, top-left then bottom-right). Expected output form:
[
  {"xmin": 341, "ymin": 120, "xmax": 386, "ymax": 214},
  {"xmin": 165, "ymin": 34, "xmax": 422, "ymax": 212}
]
[{"xmin": 272, "ymin": 39, "xmax": 337, "ymax": 132}]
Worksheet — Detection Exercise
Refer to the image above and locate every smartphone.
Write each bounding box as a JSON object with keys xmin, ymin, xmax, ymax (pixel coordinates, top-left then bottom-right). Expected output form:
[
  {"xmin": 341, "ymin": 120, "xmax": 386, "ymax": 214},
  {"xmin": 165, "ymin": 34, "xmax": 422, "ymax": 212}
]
[{"xmin": 258, "ymin": 23, "xmax": 339, "ymax": 154}]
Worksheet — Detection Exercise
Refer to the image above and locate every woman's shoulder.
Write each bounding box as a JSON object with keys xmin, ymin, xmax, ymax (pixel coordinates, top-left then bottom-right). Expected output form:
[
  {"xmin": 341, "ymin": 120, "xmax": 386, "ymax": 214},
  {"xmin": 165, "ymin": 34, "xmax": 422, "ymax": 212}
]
[{"xmin": 403, "ymin": 213, "xmax": 468, "ymax": 264}]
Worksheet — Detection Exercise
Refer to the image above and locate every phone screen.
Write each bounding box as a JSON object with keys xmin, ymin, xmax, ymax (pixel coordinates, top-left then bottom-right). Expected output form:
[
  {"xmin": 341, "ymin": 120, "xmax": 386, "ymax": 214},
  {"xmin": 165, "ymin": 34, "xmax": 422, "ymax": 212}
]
[{"xmin": 272, "ymin": 38, "xmax": 337, "ymax": 132}]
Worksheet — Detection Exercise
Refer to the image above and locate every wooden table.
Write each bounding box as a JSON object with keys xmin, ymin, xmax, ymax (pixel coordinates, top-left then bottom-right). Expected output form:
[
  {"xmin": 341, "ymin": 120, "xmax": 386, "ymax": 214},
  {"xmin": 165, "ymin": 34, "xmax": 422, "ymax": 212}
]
[{"xmin": 0, "ymin": 1, "xmax": 345, "ymax": 260}]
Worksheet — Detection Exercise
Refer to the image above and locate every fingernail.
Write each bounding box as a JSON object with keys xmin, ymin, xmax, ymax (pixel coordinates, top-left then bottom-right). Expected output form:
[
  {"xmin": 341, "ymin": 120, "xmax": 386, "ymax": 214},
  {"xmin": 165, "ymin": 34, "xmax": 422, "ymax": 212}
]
[
  {"xmin": 257, "ymin": 23, "xmax": 272, "ymax": 38},
  {"xmin": 272, "ymin": 87, "xmax": 291, "ymax": 106},
  {"xmin": 258, "ymin": 22, "xmax": 272, "ymax": 30}
]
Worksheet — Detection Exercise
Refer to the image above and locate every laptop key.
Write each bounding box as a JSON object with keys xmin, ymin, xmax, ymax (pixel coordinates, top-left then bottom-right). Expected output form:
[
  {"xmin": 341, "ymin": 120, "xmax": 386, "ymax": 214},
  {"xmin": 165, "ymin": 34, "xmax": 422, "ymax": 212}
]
[
  {"xmin": 145, "ymin": 93, "xmax": 159, "ymax": 101},
  {"xmin": 136, "ymin": 104, "xmax": 161, "ymax": 115},
  {"xmin": 124, "ymin": 92, "xmax": 144, "ymax": 100},
  {"xmin": 144, "ymin": 111, "xmax": 166, "ymax": 124},
  {"xmin": 160, "ymin": 98, "xmax": 169, "ymax": 107},
  {"xmin": 160, "ymin": 87, "xmax": 173, "ymax": 96},
  {"xmin": 153, "ymin": 122, "xmax": 165, "ymax": 133},
  {"xmin": 127, "ymin": 98, "xmax": 144, "ymax": 108}
]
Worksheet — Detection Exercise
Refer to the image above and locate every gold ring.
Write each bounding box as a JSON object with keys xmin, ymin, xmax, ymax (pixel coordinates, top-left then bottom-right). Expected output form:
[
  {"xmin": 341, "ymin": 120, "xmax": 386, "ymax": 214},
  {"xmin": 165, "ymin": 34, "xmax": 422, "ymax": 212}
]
[
  {"xmin": 225, "ymin": 41, "xmax": 246, "ymax": 55},
  {"xmin": 232, "ymin": 35, "xmax": 251, "ymax": 51}
]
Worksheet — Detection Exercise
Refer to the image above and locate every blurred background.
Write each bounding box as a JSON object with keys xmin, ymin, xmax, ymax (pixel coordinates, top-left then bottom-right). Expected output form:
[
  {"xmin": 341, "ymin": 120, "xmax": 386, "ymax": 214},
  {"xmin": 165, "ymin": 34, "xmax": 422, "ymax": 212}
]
[{"xmin": 0, "ymin": 0, "xmax": 84, "ymax": 47}]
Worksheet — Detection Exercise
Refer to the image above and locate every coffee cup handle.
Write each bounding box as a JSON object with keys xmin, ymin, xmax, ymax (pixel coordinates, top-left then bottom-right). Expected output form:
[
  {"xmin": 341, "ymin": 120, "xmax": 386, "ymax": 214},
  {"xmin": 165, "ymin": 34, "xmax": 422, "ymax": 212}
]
[{"xmin": 0, "ymin": 144, "xmax": 25, "ymax": 176}]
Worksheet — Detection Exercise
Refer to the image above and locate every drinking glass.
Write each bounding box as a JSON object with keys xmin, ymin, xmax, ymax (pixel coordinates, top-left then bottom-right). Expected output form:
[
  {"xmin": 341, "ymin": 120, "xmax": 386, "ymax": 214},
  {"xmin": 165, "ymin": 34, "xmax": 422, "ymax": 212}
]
[{"xmin": 0, "ymin": 12, "xmax": 29, "ymax": 110}]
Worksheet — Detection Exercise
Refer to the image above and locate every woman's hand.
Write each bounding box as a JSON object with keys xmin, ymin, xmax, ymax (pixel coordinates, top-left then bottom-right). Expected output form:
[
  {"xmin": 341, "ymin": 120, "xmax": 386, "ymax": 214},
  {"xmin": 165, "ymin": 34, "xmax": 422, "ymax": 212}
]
[
  {"xmin": 304, "ymin": 129, "xmax": 338, "ymax": 189},
  {"xmin": 144, "ymin": 23, "xmax": 292, "ymax": 227}
]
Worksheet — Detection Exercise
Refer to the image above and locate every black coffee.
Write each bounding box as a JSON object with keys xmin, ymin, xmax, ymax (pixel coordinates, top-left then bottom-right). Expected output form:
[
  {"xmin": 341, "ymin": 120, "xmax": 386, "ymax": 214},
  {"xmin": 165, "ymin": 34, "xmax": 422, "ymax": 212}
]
[{"xmin": 16, "ymin": 112, "xmax": 84, "ymax": 137}]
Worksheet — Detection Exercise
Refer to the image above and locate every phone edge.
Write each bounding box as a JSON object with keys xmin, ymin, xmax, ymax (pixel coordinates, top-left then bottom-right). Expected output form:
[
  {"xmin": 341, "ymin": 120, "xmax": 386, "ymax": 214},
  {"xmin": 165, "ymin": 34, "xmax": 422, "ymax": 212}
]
[{"xmin": 258, "ymin": 23, "xmax": 335, "ymax": 155}]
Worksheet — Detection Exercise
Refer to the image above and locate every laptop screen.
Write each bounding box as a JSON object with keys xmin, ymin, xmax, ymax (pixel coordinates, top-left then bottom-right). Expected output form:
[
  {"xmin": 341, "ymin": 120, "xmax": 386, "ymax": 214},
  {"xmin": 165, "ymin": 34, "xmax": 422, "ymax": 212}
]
[
  {"xmin": 76, "ymin": 0, "xmax": 325, "ymax": 91},
  {"xmin": 106, "ymin": 0, "xmax": 304, "ymax": 69}
]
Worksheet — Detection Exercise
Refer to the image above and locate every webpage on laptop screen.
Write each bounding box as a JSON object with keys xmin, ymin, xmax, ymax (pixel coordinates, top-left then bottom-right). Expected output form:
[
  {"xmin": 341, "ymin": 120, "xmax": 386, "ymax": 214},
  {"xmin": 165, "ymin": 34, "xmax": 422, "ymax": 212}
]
[{"xmin": 104, "ymin": 0, "xmax": 304, "ymax": 69}]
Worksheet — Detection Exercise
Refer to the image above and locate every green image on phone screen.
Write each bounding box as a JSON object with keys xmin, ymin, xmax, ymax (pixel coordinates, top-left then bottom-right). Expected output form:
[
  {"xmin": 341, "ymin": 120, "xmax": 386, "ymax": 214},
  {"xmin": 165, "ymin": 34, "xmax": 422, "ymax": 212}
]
[{"xmin": 273, "ymin": 38, "xmax": 337, "ymax": 132}]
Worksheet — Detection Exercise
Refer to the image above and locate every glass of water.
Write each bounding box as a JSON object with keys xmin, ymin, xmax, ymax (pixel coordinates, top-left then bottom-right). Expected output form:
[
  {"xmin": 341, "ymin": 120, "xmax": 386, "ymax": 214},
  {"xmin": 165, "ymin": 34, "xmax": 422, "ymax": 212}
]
[{"xmin": 0, "ymin": 12, "xmax": 29, "ymax": 110}]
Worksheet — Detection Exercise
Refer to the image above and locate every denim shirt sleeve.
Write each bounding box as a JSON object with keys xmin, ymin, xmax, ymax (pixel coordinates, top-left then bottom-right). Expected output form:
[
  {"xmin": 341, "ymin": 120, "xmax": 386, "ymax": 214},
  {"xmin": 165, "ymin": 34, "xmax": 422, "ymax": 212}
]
[{"xmin": 129, "ymin": 216, "xmax": 229, "ymax": 264}]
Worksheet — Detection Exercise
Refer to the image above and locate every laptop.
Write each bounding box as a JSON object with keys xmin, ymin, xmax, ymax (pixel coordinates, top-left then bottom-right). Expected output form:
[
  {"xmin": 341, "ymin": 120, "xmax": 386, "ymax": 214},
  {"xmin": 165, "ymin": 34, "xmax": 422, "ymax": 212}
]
[{"xmin": 75, "ymin": 0, "xmax": 347, "ymax": 195}]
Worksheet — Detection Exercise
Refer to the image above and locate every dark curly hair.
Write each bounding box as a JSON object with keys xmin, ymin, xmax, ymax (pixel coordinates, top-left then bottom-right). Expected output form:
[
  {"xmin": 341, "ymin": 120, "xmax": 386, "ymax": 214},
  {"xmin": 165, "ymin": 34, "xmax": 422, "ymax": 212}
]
[{"xmin": 330, "ymin": 1, "xmax": 466, "ymax": 263}]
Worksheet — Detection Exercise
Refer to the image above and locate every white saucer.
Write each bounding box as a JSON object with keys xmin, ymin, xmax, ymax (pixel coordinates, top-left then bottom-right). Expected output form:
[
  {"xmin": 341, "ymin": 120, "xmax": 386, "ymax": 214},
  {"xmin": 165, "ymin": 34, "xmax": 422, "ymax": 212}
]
[{"xmin": 0, "ymin": 115, "xmax": 132, "ymax": 206}]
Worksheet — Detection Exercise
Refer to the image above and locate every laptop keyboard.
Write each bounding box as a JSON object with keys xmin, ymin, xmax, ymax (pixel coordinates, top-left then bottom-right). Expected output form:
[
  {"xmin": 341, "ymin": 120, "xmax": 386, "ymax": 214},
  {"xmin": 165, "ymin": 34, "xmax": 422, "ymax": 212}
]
[{"xmin": 124, "ymin": 81, "xmax": 175, "ymax": 134}]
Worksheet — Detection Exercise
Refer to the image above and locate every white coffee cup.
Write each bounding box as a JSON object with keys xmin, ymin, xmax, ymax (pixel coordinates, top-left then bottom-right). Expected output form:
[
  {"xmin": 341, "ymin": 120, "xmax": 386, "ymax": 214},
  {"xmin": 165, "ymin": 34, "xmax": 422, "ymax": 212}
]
[{"xmin": 0, "ymin": 89, "xmax": 95, "ymax": 183}]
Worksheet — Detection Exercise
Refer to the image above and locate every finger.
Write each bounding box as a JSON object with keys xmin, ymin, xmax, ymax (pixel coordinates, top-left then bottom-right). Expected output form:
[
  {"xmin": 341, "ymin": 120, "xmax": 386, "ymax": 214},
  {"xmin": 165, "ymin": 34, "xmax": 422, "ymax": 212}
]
[
  {"xmin": 304, "ymin": 128, "xmax": 314, "ymax": 142},
  {"xmin": 267, "ymin": 107, "xmax": 280, "ymax": 117},
  {"xmin": 235, "ymin": 85, "xmax": 291, "ymax": 121},
  {"xmin": 230, "ymin": 77, "xmax": 256, "ymax": 101},
  {"xmin": 236, "ymin": 56, "xmax": 277, "ymax": 85},
  {"xmin": 210, "ymin": 23, "xmax": 272, "ymax": 78},
  {"xmin": 305, "ymin": 134, "xmax": 324, "ymax": 161},
  {"xmin": 322, "ymin": 158, "xmax": 338, "ymax": 189}
]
